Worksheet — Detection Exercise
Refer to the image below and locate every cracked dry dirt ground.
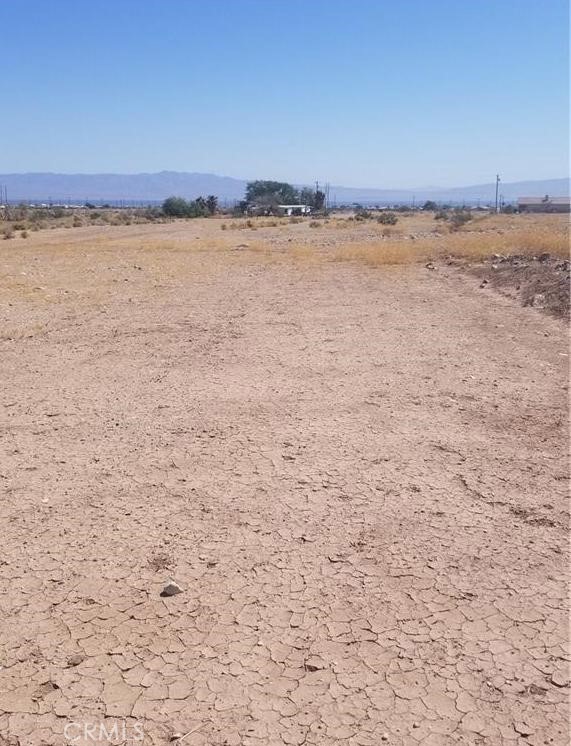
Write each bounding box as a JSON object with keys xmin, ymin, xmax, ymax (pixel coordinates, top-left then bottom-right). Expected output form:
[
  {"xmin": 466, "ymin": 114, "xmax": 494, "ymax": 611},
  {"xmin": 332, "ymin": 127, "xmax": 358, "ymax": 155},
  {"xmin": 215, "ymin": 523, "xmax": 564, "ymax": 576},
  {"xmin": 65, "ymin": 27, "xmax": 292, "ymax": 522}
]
[{"xmin": 0, "ymin": 226, "xmax": 569, "ymax": 746}]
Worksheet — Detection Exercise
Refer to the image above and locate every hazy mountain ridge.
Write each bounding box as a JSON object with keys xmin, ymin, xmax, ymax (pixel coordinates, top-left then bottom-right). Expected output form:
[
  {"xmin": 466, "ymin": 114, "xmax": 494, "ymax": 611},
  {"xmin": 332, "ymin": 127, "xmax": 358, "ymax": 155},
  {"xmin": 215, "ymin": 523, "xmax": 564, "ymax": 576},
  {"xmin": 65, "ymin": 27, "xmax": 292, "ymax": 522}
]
[{"xmin": 0, "ymin": 171, "xmax": 568, "ymax": 204}]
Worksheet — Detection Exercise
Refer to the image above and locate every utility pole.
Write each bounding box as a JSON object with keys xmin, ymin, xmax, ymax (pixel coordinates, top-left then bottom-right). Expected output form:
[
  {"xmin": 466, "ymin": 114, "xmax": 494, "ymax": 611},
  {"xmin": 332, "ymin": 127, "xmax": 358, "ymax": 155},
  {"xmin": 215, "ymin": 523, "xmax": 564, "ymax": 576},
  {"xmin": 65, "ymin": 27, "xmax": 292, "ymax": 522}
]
[{"xmin": 495, "ymin": 174, "xmax": 501, "ymax": 213}]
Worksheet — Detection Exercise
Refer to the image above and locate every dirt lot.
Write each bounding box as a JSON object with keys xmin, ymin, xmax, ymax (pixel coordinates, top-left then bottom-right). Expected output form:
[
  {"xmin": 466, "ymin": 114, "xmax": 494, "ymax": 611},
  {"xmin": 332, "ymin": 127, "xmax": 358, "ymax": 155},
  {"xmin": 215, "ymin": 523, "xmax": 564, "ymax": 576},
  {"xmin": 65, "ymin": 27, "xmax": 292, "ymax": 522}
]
[{"xmin": 0, "ymin": 218, "xmax": 569, "ymax": 745}]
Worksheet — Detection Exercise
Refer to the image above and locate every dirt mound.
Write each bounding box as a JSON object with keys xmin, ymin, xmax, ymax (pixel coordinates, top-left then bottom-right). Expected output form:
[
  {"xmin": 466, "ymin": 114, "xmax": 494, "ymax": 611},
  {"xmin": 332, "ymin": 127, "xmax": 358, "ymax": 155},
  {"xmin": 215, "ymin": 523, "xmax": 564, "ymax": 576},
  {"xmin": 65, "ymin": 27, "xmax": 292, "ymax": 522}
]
[{"xmin": 471, "ymin": 254, "xmax": 570, "ymax": 318}]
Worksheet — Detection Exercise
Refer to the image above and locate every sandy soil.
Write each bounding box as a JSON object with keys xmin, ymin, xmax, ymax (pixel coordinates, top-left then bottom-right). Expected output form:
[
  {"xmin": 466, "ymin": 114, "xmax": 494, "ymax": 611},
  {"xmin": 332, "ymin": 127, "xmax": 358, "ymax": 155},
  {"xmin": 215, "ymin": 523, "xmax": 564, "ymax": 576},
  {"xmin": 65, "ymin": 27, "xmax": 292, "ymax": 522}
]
[{"xmin": 0, "ymin": 221, "xmax": 569, "ymax": 745}]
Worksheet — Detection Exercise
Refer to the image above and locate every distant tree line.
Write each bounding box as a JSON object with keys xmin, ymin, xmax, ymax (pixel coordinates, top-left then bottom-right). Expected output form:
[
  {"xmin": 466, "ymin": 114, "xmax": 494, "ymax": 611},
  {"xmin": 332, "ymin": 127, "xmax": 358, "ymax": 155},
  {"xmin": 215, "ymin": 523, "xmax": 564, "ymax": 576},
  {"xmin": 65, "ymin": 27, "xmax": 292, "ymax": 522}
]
[
  {"xmin": 161, "ymin": 180, "xmax": 327, "ymax": 219},
  {"xmin": 162, "ymin": 195, "xmax": 218, "ymax": 217},
  {"xmin": 242, "ymin": 181, "xmax": 325, "ymax": 213}
]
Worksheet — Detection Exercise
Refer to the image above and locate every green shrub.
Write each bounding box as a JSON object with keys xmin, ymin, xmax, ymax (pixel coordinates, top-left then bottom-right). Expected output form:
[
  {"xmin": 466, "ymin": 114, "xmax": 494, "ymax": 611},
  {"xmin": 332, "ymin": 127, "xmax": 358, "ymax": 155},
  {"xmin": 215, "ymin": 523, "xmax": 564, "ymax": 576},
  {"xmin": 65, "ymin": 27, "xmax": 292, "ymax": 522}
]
[{"xmin": 162, "ymin": 196, "xmax": 190, "ymax": 217}]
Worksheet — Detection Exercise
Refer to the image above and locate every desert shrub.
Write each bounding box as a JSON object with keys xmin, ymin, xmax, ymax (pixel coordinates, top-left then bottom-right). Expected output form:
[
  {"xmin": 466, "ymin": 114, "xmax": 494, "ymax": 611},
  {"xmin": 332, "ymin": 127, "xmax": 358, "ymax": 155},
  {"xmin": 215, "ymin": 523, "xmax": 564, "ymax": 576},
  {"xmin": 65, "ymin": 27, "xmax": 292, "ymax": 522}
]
[
  {"xmin": 422, "ymin": 200, "xmax": 439, "ymax": 211},
  {"xmin": 220, "ymin": 223, "xmax": 227, "ymax": 230},
  {"xmin": 449, "ymin": 210, "xmax": 473, "ymax": 231},
  {"xmin": 162, "ymin": 196, "xmax": 190, "ymax": 217},
  {"xmin": 138, "ymin": 207, "xmax": 163, "ymax": 221},
  {"xmin": 72, "ymin": 217, "xmax": 82, "ymax": 227},
  {"xmin": 309, "ymin": 221, "xmax": 321, "ymax": 228},
  {"xmin": 21, "ymin": 230, "xmax": 28, "ymax": 238},
  {"xmin": 163, "ymin": 195, "xmax": 211, "ymax": 218},
  {"xmin": 355, "ymin": 208, "xmax": 372, "ymax": 221},
  {"xmin": 3, "ymin": 227, "xmax": 14, "ymax": 239},
  {"xmin": 377, "ymin": 212, "xmax": 398, "ymax": 225},
  {"xmin": 289, "ymin": 216, "xmax": 302, "ymax": 224},
  {"xmin": 434, "ymin": 210, "xmax": 448, "ymax": 220}
]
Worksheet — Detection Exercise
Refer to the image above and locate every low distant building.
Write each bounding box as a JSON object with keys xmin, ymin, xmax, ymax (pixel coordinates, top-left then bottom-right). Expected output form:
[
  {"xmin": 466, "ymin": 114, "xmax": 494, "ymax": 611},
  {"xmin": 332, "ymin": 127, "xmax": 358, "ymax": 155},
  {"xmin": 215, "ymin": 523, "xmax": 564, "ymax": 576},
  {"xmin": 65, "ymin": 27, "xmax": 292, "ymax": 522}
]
[
  {"xmin": 278, "ymin": 204, "xmax": 312, "ymax": 216},
  {"xmin": 246, "ymin": 203, "xmax": 312, "ymax": 217},
  {"xmin": 518, "ymin": 195, "xmax": 570, "ymax": 213}
]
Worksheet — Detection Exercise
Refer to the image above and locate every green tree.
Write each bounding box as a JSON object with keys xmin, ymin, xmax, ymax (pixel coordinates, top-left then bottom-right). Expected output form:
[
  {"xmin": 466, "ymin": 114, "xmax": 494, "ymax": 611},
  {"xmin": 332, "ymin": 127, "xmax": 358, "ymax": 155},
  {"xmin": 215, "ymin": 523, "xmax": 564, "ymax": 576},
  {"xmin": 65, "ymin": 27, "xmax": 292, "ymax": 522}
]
[
  {"xmin": 206, "ymin": 195, "xmax": 218, "ymax": 215},
  {"xmin": 162, "ymin": 196, "xmax": 190, "ymax": 217},
  {"xmin": 194, "ymin": 196, "xmax": 207, "ymax": 214},
  {"xmin": 299, "ymin": 187, "xmax": 315, "ymax": 206},
  {"xmin": 313, "ymin": 190, "xmax": 325, "ymax": 211},
  {"xmin": 245, "ymin": 180, "xmax": 299, "ymax": 205},
  {"xmin": 298, "ymin": 187, "xmax": 326, "ymax": 211}
]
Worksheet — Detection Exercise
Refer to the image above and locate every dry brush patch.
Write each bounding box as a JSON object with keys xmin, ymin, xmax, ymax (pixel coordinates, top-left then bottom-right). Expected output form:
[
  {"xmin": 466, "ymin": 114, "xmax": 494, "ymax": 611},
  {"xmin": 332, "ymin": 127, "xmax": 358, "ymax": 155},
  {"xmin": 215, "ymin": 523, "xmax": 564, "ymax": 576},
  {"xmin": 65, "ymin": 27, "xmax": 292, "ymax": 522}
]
[{"xmin": 332, "ymin": 223, "xmax": 569, "ymax": 266}]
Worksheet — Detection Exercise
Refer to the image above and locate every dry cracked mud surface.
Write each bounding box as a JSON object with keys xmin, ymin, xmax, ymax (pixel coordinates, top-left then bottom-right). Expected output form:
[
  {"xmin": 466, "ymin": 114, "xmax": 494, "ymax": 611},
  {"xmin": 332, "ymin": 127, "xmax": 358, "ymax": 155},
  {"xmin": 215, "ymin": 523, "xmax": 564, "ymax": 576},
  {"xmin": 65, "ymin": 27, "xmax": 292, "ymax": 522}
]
[{"xmin": 0, "ymin": 224, "xmax": 569, "ymax": 745}]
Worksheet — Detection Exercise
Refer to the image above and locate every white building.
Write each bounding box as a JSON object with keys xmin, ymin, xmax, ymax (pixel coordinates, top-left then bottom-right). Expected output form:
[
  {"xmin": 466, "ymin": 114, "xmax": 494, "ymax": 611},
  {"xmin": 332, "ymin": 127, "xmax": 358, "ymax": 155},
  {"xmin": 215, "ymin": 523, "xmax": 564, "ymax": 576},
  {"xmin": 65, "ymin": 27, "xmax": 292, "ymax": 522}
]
[{"xmin": 278, "ymin": 204, "xmax": 312, "ymax": 216}]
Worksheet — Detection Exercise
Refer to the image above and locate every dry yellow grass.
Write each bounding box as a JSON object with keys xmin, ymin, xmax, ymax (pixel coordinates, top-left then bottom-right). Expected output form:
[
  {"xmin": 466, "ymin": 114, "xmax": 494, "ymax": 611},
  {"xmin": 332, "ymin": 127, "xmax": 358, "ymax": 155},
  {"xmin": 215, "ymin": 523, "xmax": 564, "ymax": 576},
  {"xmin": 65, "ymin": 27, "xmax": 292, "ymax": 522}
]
[
  {"xmin": 334, "ymin": 240, "xmax": 422, "ymax": 266},
  {"xmin": 0, "ymin": 322, "xmax": 48, "ymax": 341},
  {"xmin": 443, "ymin": 227, "xmax": 569, "ymax": 259},
  {"xmin": 333, "ymin": 221, "xmax": 569, "ymax": 266}
]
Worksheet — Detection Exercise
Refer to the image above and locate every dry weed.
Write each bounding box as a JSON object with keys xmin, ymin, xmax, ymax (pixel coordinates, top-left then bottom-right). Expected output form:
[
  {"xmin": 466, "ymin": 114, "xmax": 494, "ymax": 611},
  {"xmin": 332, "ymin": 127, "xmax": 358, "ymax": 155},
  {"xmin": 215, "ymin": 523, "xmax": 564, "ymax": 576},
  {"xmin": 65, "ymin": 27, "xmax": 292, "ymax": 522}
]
[
  {"xmin": 333, "ymin": 223, "xmax": 568, "ymax": 267},
  {"xmin": 335, "ymin": 240, "xmax": 423, "ymax": 266}
]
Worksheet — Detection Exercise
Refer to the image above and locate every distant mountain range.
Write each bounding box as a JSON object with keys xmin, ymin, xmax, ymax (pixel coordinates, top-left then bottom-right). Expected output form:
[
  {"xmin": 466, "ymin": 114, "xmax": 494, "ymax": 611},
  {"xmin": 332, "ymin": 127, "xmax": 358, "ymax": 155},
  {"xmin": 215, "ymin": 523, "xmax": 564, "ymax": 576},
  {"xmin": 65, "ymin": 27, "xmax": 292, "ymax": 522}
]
[{"xmin": 0, "ymin": 171, "xmax": 568, "ymax": 205}]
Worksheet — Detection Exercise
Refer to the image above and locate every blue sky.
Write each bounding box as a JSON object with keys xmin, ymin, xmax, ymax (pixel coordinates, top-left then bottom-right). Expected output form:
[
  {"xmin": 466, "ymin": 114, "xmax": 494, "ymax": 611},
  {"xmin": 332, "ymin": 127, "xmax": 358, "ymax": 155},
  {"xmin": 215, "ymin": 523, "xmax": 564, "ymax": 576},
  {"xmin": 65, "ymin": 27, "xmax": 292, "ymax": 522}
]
[{"xmin": 0, "ymin": 0, "xmax": 568, "ymax": 188}]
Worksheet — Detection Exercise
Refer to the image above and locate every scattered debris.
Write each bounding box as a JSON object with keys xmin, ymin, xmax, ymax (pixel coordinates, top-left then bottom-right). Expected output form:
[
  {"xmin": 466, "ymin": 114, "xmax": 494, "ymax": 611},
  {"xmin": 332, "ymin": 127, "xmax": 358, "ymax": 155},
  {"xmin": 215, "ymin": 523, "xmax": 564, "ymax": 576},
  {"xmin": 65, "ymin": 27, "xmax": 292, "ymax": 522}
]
[
  {"xmin": 160, "ymin": 580, "xmax": 183, "ymax": 597},
  {"xmin": 66, "ymin": 654, "xmax": 84, "ymax": 667},
  {"xmin": 550, "ymin": 671, "xmax": 569, "ymax": 688},
  {"xmin": 148, "ymin": 552, "xmax": 173, "ymax": 571},
  {"xmin": 170, "ymin": 723, "xmax": 206, "ymax": 742},
  {"xmin": 469, "ymin": 254, "xmax": 570, "ymax": 317}
]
